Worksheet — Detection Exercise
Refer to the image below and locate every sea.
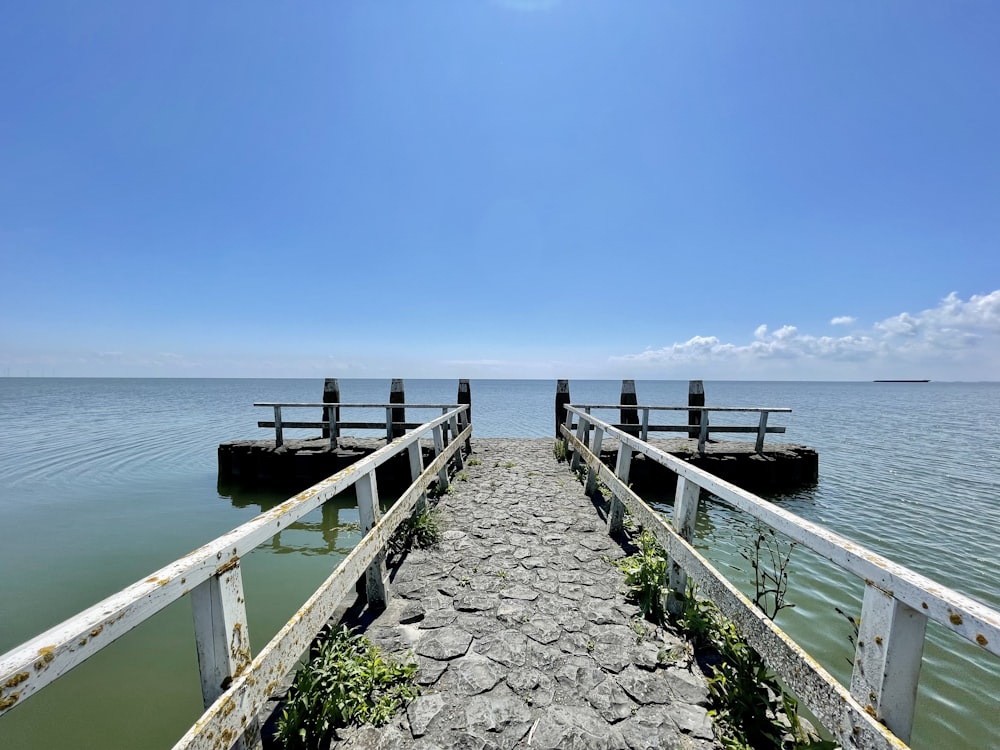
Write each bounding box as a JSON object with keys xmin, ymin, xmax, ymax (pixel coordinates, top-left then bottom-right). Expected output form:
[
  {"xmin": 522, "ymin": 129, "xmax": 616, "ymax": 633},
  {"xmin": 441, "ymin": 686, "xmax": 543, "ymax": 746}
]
[{"xmin": 0, "ymin": 378, "xmax": 997, "ymax": 750}]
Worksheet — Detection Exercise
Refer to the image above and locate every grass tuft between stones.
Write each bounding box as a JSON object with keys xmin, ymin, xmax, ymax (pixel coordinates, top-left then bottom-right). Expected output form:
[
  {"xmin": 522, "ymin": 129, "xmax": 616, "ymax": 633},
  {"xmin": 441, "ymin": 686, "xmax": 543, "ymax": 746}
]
[{"xmin": 274, "ymin": 626, "xmax": 419, "ymax": 749}]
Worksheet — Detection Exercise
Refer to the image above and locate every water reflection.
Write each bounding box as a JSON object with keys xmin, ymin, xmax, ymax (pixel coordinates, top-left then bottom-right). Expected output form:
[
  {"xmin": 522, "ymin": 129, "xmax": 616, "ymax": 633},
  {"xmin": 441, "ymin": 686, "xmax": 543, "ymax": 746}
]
[{"xmin": 217, "ymin": 482, "xmax": 364, "ymax": 557}]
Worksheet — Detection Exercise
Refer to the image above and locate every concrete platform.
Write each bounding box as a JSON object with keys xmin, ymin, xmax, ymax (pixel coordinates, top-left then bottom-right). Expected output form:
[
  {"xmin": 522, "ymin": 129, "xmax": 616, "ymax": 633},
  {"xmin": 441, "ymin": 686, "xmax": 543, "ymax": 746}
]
[{"xmin": 218, "ymin": 436, "xmax": 818, "ymax": 496}]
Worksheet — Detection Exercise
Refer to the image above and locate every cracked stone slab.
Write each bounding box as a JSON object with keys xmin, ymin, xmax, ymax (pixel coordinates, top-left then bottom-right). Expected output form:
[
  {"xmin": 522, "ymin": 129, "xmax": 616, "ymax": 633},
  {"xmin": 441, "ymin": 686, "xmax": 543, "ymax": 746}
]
[
  {"xmin": 419, "ymin": 608, "xmax": 459, "ymax": 630},
  {"xmin": 416, "ymin": 627, "xmax": 473, "ymax": 661},
  {"xmin": 527, "ymin": 705, "xmax": 627, "ymax": 750},
  {"xmin": 435, "ymin": 653, "xmax": 504, "ymax": 696},
  {"xmin": 522, "ymin": 616, "xmax": 562, "ymax": 645},
  {"xmin": 616, "ymin": 665, "xmax": 675, "ymax": 705},
  {"xmin": 477, "ymin": 630, "xmax": 529, "ymax": 668},
  {"xmin": 587, "ymin": 676, "xmax": 637, "ymax": 723},
  {"xmin": 498, "ymin": 584, "xmax": 539, "ymax": 601},
  {"xmin": 408, "ymin": 693, "xmax": 446, "ymax": 737},
  {"xmin": 453, "ymin": 591, "xmax": 499, "ymax": 612}
]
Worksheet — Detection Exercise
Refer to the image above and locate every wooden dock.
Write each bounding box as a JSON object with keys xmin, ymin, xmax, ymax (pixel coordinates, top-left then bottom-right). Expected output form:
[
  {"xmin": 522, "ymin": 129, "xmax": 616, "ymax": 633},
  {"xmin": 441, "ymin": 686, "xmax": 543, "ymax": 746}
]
[{"xmin": 218, "ymin": 378, "xmax": 818, "ymax": 493}]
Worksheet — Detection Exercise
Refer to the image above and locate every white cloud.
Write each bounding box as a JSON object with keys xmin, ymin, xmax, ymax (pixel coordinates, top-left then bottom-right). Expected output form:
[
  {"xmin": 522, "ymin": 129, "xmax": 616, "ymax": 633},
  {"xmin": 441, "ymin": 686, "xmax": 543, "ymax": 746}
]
[
  {"xmin": 830, "ymin": 316, "xmax": 856, "ymax": 325},
  {"xmin": 612, "ymin": 290, "xmax": 1000, "ymax": 380}
]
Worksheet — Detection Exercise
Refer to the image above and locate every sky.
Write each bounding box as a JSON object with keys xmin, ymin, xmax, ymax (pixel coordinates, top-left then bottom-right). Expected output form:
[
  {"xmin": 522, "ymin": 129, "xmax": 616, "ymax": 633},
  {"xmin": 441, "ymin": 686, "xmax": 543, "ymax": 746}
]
[{"xmin": 1, "ymin": 2, "xmax": 998, "ymax": 381}]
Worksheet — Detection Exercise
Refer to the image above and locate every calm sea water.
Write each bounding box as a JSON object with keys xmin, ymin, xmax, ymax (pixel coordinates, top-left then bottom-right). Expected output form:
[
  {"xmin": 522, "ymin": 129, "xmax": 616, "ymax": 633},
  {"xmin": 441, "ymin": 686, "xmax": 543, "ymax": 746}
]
[{"xmin": 0, "ymin": 378, "xmax": 997, "ymax": 749}]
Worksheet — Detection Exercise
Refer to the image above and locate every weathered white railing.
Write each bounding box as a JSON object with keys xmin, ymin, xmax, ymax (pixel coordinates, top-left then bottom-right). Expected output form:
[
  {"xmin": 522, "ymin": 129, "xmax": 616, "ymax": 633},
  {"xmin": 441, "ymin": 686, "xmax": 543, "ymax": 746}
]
[
  {"xmin": 255, "ymin": 401, "xmax": 464, "ymax": 447},
  {"xmin": 568, "ymin": 403, "xmax": 791, "ymax": 455},
  {"xmin": 0, "ymin": 406, "xmax": 471, "ymax": 750},
  {"xmin": 561, "ymin": 405, "xmax": 1000, "ymax": 749}
]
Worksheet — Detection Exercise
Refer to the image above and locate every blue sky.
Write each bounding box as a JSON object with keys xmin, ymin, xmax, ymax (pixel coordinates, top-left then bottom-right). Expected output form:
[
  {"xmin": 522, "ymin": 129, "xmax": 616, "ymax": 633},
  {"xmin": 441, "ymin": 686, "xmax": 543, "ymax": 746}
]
[{"xmin": 2, "ymin": 2, "xmax": 997, "ymax": 380}]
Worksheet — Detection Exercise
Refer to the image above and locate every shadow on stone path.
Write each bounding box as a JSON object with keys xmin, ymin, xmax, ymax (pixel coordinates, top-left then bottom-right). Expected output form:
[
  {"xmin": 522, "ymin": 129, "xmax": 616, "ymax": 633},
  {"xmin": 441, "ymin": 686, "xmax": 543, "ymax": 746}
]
[{"xmin": 334, "ymin": 439, "xmax": 722, "ymax": 750}]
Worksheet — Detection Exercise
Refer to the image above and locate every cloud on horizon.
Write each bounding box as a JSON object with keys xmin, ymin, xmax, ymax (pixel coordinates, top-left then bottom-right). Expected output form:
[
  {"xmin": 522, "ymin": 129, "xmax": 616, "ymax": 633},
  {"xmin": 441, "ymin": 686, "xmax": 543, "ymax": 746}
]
[{"xmin": 613, "ymin": 290, "xmax": 1000, "ymax": 379}]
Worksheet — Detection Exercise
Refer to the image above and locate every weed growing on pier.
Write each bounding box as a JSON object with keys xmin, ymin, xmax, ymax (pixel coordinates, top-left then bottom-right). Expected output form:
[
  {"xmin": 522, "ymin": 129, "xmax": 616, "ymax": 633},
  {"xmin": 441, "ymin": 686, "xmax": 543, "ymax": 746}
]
[
  {"xmin": 274, "ymin": 626, "xmax": 418, "ymax": 749},
  {"xmin": 467, "ymin": 457, "xmax": 482, "ymax": 466},
  {"xmin": 553, "ymin": 439, "xmax": 568, "ymax": 461},
  {"xmin": 389, "ymin": 508, "xmax": 442, "ymax": 554},
  {"xmin": 427, "ymin": 481, "xmax": 454, "ymax": 498},
  {"xmin": 611, "ymin": 530, "xmax": 669, "ymax": 623},
  {"xmin": 741, "ymin": 526, "xmax": 796, "ymax": 620}
]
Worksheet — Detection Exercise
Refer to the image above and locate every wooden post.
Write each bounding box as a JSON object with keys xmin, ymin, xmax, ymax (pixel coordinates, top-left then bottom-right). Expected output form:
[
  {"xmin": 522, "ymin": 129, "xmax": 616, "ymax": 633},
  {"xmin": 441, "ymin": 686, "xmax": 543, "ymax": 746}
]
[
  {"xmin": 755, "ymin": 411, "xmax": 769, "ymax": 454},
  {"xmin": 619, "ymin": 379, "xmax": 638, "ymax": 429},
  {"xmin": 432, "ymin": 424, "xmax": 449, "ymax": 490},
  {"xmin": 585, "ymin": 426, "xmax": 605, "ymax": 496},
  {"xmin": 458, "ymin": 379, "xmax": 472, "ymax": 452},
  {"xmin": 408, "ymin": 442, "xmax": 427, "ymax": 515},
  {"xmin": 273, "ymin": 405, "xmax": 283, "ymax": 448},
  {"xmin": 356, "ymin": 472, "xmax": 387, "ymax": 607},
  {"xmin": 688, "ymin": 380, "xmax": 704, "ymax": 439},
  {"xmin": 322, "ymin": 378, "xmax": 341, "ymax": 447},
  {"xmin": 668, "ymin": 477, "xmax": 700, "ymax": 611},
  {"xmin": 390, "ymin": 378, "xmax": 405, "ymax": 439},
  {"xmin": 607, "ymin": 445, "xmax": 631, "ymax": 535},
  {"xmin": 191, "ymin": 561, "xmax": 259, "ymax": 748},
  {"xmin": 850, "ymin": 584, "xmax": 927, "ymax": 743},
  {"xmin": 555, "ymin": 379, "xmax": 570, "ymax": 438}
]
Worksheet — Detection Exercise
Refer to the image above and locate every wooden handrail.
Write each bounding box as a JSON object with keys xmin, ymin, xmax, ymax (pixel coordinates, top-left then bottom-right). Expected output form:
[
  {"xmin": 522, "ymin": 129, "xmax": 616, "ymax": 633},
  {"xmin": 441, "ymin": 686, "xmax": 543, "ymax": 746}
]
[
  {"xmin": 562, "ymin": 405, "xmax": 1000, "ymax": 747},
  {"xmin": 0, "ymin": 407, "xmax": 471, "ymax": 750}
]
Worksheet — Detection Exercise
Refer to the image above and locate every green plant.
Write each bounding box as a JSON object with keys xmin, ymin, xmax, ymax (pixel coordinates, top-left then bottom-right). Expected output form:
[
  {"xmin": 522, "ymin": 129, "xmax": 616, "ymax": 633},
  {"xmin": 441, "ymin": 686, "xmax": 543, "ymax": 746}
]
[
  {"xmin": 467, "ymin": 457, "xmax": 482, "ymax": 466},
  {"xmin": 456, "ymin": 470, "xmax": 469, "ymax": 482},
  {"xmin": 389, "ymin": 508, "xmax": 441, "ymax": 554},
  {"xmin": 427, "ymin": 481, "xmax": 454, "ymax": 499},
  {"xmin": 741, "ymin": 526, "xmax": 796, "ymax": 620},
  {"xmin": 553, "ymin": 439, "xmax": 568, "ymax": 461},
  {"xmin": 611, "ymin": 531, "xmax": 669, "ymax": 623},
  {"xmin": 674, "ymin": 583, "xmax": 835, "ymax": 750},
  {"xmin": 275, "ymin": 626, "xmax": 418, "ymax": 749}
]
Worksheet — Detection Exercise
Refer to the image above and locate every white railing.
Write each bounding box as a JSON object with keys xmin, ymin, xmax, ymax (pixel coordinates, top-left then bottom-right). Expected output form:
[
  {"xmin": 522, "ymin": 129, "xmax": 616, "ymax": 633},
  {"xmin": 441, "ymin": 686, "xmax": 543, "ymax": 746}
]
[
  {"xmin": 561, "ymin": 405, "xmax": 1000, "ymax": 749},
  {"xmin": 254, "ymin": 401, "xmax": 463, "ymax": 447},
  {"xmin": 0, "ymin": 406, "xmax": 471, "ymax": 750},
  {"xmin": 567, "ymin": 403, "xmax": 791, "ymax": 455}
]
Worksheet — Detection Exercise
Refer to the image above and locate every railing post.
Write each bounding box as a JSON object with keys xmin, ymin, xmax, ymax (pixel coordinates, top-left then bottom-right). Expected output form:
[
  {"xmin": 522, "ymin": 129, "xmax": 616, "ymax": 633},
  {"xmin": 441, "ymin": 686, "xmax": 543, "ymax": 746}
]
[
  {"xmin": 619, "ymin": 379, "xmax": 638, "ymax": 431},
  {"xmin": 563, "ymin": 408, "xmax": 575, "ymax": 460},
  {"xmin": 555, "ymin": 379, "xmax": 570, "ymax": 438},
  {"xmin": 322, "ymin": 378, "xmax": 340, "ymax": 447},
  {"xmin": 273, "ymin": 405, "xmax": 283, "ymax": 448},
  {"xmin": 448, "ymin": 414, "xmax": 465, "ymax": 471},
  {"xmin": 607, "ymin": 443, "xmax": 631, "ymax": 535},
  {"xmin": 697, "ymin": 408, "xmax": 709, "ymax": 456},
  {"xmin": 385, "ymin": 407, "xmax": 393, "ymax": 442},
  {"xmin": 356, "ymin": 471, "xmax": 387, "ymax": 607},
  {"xmin": 755, "ymin": 411, "xmax": 769, "ymax": 454},
  {"xmin": 850, "ymin": 584, "xmax": 928, "ymax": 743},
  {"xmin": 585, "ymin": 426, "xmax": 605, "ymax": 496},
  {"xmin": 408, "ymin": 441, "xmax": 427, "ymax": 515},
  {"xmin": 390, "ymin": 378, "xmax": 406, "ymax": 439},
  {"xmin": 432, "ymin": 424, "xmax": 449, "ymax": 490},
  {"xmin": 668, "ymin": 476, "xmax": 700, "ymax": 611},
  {"xmin": 458, "ymin": 379, "xmax": 472, "ymax": 452},
  {"xmin": 641, "ymin": 407, "xmax": 650, "ymax": 441},
  {"xmin": 570, "ymin": 409, "xmax": 588, "ymax": 472},
  {"xmin": 191, "ymin": 560, "xmax": 259, "ymax": 748},
  {"xmin": 688, "ymin": 379, "xmax": 704, "ymax": 438}
]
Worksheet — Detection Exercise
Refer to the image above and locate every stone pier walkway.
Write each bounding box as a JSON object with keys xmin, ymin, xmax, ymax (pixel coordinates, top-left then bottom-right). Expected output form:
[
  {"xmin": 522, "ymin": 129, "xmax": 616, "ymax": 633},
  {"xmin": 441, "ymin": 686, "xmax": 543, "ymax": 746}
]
[{"xmin": 335, "ymin": 439, "xmax": 721, "ymax": 750}]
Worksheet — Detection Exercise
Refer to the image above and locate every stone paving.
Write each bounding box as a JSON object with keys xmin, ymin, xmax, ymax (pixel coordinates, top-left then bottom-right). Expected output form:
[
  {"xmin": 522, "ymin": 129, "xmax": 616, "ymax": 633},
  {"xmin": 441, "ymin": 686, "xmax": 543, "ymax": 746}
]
[{"xmin": 333, "ymin": 439, "xmax": 722, "ymax": 750}]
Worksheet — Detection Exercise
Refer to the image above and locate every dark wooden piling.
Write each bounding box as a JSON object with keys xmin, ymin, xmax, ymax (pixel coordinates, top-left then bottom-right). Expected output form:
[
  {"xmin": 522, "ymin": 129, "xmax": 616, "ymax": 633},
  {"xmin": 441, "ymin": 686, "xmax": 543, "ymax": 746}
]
[
  {"xmin": 619, "ymin": 379, "xmax": 639, "ymax": 427},
  {"xmin": 555, "ymin": 379, "xmax": 571, "ymax": 437},
  {"xmin": 322, "ymin": 378, "xmax": 341, "ymax": 443},
  {"xmin": 688, "ymin": 379, "xmax": 705, "ymax": 438},
  {"xmin": 390, "ymin": 378, "xmax": 405, "ymax": 439},
  {"xmin": 458, "ymin": 379, "xmax": 472, "ymax": 450}
]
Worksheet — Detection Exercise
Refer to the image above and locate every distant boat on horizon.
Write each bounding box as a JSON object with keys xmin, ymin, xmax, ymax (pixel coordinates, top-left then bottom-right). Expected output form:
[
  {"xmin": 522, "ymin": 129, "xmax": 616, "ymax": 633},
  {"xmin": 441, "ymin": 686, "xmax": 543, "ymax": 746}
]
[{"xmin": 873, "ymin": 379, "xmax": 931, "ymax": 383}]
